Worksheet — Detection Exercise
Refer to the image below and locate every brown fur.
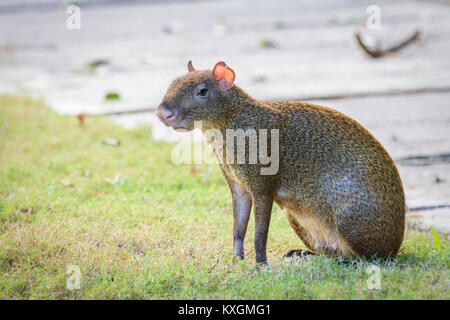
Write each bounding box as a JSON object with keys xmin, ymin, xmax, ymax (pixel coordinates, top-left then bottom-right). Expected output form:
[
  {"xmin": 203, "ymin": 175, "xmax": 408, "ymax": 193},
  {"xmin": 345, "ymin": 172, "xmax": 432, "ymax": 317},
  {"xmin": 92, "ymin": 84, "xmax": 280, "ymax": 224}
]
[{"xmin": 157, "ymin": 62, "xmax": 406, "ymax": 263}]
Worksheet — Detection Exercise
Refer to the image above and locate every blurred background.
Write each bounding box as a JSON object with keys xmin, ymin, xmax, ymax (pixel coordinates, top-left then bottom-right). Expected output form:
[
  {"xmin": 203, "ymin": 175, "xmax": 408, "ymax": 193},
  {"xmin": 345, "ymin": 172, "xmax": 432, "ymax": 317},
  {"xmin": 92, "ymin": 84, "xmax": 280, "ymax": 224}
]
[{"xmin": 1, "ymin": 0, "xmax": 449, "ymax": 233}]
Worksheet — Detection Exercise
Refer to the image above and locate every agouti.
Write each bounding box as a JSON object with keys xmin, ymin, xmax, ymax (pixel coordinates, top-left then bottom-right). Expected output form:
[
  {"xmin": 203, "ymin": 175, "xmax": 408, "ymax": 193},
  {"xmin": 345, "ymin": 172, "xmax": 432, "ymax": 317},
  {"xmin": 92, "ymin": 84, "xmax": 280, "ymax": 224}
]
[{"xmin": 157, "ymin": 61, "xmax": 405, "ymax": 264}]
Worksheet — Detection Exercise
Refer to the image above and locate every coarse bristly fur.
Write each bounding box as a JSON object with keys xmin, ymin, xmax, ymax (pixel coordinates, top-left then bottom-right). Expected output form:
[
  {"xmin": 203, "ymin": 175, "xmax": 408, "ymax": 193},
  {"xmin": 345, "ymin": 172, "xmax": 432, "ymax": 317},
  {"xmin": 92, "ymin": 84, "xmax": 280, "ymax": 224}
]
[{"xmin": 157, "ymin": 61, "xmax": 406, "ymax": 264}]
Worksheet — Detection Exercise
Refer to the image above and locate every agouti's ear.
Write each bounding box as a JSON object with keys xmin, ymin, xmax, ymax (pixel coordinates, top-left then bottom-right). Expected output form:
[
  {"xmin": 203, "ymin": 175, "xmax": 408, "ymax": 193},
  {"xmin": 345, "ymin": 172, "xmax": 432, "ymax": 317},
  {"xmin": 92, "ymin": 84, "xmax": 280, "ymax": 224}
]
[
  {"xmin": 213, "ymin": 61, "xmax": 235, "ymax": 90},
  {"xmin": 187, "ymin": 60, "xmax": 195, "ymax": 72}
]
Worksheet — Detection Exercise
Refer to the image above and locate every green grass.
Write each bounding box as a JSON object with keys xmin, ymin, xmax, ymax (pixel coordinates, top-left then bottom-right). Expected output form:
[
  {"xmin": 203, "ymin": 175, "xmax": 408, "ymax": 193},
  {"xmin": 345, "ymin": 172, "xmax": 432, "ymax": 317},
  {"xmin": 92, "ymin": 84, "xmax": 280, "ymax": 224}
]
[{"xmin": 0, "ymin": 94, "xmax": 448, "ymax": 299}]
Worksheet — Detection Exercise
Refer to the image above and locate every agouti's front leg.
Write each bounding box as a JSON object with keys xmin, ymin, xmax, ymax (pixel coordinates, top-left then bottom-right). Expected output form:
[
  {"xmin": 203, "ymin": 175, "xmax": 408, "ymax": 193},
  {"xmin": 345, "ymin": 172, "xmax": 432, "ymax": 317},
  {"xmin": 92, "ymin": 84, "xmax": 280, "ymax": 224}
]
[
  {"xmin": 230, "ymin": 183, "xmax": 252, "ymax": 259},
  {"xmin": 253, "ymin": 194, "xmax": 274, "ymax": 265}
]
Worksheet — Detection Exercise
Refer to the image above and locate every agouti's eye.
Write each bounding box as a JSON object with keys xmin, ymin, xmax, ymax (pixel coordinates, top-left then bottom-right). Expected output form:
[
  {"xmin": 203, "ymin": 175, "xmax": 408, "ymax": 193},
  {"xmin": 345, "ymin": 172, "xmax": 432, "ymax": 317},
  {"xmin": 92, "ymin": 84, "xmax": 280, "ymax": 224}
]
[{"xmin": 197, "ymin": 88, "xmax": 208, "ymax": 97}]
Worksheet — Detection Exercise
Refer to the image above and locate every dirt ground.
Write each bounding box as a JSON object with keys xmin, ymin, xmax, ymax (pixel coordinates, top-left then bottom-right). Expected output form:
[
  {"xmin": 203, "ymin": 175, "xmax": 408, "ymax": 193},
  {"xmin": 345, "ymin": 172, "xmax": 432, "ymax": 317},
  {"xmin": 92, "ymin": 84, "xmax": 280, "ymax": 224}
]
[{"xmin": 1, "ymin": 0, "xmax": 449, "ymax": 233}]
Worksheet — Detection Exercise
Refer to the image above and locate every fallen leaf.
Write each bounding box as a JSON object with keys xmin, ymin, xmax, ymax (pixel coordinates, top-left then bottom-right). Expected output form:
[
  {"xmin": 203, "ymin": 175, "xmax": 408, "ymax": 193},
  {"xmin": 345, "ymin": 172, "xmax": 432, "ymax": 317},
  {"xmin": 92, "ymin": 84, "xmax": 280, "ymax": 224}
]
[
  {"xmin": 190, "ymin": 166, "xmax": 201, "ymax": 175},
  {"xmin": 77, "ymin": 113, "xmax": 85, "ymax": 127},
  {"xmin": 102, "ymin": 139, "xmax": 120, "ymax": 146},
  {"xmin": 87, "ymin": 59, "xmax": 109, "ymax": 68},
  {"xmin": 258, "ymin": 39, "xmax": 276, "ymax": 49},
  {"xmin": 60, "ymin": 180, "xmax": 75, "ymax": 187},
  {"xmin": 105, "ymin": 92, "xmax": 120, "ymax": 101}
]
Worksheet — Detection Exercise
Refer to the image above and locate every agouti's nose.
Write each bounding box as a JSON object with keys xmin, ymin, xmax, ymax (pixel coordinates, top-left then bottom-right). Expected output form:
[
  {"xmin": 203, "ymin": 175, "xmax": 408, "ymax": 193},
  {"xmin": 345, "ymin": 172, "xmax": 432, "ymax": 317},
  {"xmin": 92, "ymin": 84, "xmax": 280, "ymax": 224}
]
[{"xmin": 156, "ymin": 104, "xmax": 177, "ymax": 123}]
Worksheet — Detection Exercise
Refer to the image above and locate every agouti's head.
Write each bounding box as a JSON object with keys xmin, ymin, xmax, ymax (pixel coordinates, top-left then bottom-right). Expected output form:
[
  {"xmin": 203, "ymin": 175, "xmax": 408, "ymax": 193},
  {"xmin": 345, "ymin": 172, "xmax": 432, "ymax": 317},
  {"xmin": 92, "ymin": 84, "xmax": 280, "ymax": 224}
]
[{"xmin": 157, "ymin": 61, "xmax": 235, "ymax": 131}]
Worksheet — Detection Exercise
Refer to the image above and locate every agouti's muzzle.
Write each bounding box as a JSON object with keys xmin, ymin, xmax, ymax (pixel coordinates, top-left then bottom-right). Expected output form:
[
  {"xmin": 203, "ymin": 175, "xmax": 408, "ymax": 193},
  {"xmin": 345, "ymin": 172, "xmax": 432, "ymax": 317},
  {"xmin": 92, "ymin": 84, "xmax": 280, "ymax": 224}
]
[{"xmin": 156, "ymin": 103, "xmax": 177, "ymax": 125}]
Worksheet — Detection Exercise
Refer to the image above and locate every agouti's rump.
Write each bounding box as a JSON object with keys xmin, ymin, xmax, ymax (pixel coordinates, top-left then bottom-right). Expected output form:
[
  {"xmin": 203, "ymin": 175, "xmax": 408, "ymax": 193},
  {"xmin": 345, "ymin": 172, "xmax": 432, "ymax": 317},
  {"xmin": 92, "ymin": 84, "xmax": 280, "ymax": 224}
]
[{"xmin": 275, "ymin": 101, "xmax": 405, "ymax": 258}]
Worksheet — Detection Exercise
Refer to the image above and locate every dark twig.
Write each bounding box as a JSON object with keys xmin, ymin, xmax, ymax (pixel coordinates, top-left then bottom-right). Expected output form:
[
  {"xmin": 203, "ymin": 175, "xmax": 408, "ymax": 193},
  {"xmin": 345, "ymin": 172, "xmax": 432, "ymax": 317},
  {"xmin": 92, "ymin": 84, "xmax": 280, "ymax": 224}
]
[{"xmin": 355, "ymin": 30, "xmax": 422, "ymax": 58}]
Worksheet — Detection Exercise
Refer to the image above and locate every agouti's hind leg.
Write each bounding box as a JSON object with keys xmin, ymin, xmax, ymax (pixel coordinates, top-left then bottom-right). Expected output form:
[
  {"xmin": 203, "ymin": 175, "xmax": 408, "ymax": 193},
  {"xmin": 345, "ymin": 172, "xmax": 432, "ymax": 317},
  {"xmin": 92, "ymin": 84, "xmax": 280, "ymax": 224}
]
[{"xmin": 285, "ymin": 210, "xmax": 316, "ymax": 256}]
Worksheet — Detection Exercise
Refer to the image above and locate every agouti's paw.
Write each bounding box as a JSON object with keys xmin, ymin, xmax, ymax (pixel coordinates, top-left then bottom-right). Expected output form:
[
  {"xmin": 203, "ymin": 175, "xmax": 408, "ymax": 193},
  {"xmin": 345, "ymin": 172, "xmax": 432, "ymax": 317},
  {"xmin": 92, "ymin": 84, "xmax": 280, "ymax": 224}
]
[{"xmin": 283, "ymin": 249, "xmax": 314, "ymax": 259}]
